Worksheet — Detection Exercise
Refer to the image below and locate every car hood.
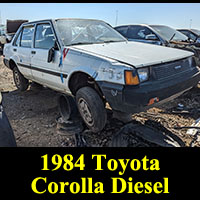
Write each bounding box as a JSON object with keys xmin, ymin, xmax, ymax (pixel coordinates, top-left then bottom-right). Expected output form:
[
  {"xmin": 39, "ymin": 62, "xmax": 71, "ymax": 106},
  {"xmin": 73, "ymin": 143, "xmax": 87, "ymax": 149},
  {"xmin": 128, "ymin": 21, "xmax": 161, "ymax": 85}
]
[{"xmin": 72, "ymin": 41, "xmax": 193, "ymax": 68}]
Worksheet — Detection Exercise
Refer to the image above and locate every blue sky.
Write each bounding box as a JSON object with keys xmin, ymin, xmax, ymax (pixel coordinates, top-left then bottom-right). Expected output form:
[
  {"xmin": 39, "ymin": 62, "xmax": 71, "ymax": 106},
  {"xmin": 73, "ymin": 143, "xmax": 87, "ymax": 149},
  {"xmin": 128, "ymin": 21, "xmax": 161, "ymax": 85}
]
[{"xmin": 0, "ymin": 3, "xmax": 200, "ymax": 29}]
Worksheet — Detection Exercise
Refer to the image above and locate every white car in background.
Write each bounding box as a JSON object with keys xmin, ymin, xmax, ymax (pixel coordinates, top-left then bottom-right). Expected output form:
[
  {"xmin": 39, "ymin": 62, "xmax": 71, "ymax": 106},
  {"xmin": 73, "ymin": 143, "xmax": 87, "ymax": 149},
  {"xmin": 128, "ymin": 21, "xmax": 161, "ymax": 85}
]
[{"xmin": 3, "ymin": 18, "xmax": 200, "ymax": 132}]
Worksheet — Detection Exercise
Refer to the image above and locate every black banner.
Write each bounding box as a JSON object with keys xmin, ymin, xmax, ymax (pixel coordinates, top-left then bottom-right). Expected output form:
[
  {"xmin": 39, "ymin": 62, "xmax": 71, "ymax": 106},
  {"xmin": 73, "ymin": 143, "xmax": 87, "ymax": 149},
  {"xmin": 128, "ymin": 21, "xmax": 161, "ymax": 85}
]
[{"xmin": 0, "ymin": 147, "xmax": 199, "ymax": 200}]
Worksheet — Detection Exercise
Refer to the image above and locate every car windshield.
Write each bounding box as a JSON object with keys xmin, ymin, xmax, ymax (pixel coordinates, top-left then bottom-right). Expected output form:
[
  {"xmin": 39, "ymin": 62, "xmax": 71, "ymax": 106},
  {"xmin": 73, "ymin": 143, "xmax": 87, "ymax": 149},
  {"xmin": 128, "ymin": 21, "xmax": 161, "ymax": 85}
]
[
  {"xmin": 55, "ymin": 19, "xmax": 126, "ymax": 46},
  {"xmin": 150, "ymin": 25, "xmax": 188, "ymax": 42},
  {"xmin": 191, "ymin": 29, "xmax": 200, "ymax": 36}
]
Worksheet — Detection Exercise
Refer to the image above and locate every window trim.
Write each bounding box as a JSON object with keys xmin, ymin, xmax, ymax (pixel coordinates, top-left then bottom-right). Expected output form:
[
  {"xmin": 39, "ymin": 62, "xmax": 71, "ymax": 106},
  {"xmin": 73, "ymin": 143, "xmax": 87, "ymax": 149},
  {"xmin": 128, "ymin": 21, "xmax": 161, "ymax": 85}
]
[
  {"xmin": 33, "ymin": 22, "xmax": 57, "ymax": 50},
  {"xmin": 13, "ymin": 29, "xmax": 22, "ymax": 47}
]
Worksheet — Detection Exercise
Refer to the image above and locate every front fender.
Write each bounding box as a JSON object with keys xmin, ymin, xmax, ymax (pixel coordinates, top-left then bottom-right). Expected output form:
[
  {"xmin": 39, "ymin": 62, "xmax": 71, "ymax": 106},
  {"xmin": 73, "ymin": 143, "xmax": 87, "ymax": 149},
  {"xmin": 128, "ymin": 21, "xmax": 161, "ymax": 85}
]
[{"xmin": 66, "ymin": 66, "xmax": 98, "ymax": 89}]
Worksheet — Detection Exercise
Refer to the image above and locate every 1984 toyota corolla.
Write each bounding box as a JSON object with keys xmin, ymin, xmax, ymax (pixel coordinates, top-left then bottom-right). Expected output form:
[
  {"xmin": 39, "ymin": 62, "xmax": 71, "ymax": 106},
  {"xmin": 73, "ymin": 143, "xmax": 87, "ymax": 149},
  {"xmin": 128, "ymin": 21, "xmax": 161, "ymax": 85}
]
[{"xmin": 3, "ymin": 19, "xmax": 200, "ymax": 132}]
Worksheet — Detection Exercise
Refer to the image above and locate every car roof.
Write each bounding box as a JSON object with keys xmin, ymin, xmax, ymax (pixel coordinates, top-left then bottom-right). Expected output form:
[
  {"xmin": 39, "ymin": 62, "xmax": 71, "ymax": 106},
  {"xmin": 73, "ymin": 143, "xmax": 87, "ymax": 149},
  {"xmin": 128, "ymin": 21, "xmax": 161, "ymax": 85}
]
[
  {"xmin": 115, "ymin": 24, "xmax": 172, "ymax": 29},
  {"xmin": 177, "ymin": 29, "xmax": 191, "ymax": 31},
  {"xmin": 22, "ymin": 18, "xmax": 105, "ymax": 26},
  {"xmin": 115, "ymin": 24, "xmax": 150, "ymax": 28},
  {"xmin": 177, "ymin": 29, "xmax": 199, "ymax": 35}
]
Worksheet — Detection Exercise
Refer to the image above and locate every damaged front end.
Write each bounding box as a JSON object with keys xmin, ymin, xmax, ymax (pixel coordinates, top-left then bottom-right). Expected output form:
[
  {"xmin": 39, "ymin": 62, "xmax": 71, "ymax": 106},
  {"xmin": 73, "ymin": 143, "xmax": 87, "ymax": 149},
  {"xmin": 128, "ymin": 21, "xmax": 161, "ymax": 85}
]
[{"xmin": 168, "ymin": 41, "xmax": 200, "ymax": 66}]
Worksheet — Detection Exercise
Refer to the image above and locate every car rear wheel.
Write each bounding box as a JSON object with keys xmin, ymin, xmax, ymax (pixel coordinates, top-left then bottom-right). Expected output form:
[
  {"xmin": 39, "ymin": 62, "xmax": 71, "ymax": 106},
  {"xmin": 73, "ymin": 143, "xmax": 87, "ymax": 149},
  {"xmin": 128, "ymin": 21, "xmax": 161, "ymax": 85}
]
[
  {"xmin": 76, "ymin": 87, "xmax": 107, "ymax": 133},
  {"xmin": 13, "ymin": 67, "xmax": 29, "ymax": 91}
]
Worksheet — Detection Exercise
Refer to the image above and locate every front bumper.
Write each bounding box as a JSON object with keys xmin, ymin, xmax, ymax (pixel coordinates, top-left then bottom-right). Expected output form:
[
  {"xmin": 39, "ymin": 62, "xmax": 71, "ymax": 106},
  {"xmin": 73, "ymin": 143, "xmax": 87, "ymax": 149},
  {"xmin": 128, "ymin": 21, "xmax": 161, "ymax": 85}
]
[{"xmin": 98, "ymin": 68, "xmax": 200, "ymax": 113}]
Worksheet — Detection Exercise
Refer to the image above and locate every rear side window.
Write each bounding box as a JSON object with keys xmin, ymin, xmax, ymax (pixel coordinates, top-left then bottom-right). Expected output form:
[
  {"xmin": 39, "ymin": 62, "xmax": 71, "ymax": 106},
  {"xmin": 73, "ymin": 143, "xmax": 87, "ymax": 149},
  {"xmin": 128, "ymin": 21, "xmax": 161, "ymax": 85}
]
[
  {"xmin": 21, "ymin": 26, "xmax": 34, "ymax": 48},
  {"xmin": 13, "ymin": 30, "xmax": 22, "ymax": 46},
  {"xmin": 34, "ymin": 23, "xmax": 56, "ymax": 49},
  {"xmin": 115, "ymin": 26, "xmax": 129, "ymax": 37}
]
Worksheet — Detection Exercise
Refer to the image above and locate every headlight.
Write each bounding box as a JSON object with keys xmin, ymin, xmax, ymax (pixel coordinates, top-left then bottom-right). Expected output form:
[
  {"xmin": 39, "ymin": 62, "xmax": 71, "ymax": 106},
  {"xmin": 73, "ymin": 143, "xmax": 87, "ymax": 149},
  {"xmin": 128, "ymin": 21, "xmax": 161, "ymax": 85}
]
[{"xmin": 137, "ymin": 68, "xmax": 149, "ymax": 82}]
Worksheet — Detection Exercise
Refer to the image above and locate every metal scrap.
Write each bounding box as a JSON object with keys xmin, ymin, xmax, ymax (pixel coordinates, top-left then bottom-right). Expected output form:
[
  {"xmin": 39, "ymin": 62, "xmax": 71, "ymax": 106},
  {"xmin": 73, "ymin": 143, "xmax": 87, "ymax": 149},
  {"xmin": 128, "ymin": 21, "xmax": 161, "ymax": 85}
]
[{"xmin": 111, "ymin": 122, "xmax": 184, "ymax": 147}]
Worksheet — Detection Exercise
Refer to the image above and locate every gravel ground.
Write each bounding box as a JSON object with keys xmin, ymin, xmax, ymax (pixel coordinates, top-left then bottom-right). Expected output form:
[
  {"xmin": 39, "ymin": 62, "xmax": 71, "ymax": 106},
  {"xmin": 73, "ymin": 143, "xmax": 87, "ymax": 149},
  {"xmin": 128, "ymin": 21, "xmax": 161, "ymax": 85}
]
[{"xmin": 1, "ymin": 56, "xmax": 200, "ymax": 147}]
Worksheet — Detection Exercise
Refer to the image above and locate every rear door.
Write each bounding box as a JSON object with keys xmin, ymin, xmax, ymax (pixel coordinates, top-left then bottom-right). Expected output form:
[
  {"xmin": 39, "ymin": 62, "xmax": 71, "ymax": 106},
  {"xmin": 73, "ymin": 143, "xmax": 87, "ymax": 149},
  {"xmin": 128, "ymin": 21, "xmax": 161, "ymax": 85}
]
[
  {"xmin": 15, "ymin": 25, "xmax": 35, "ymax": 79},
  {"xmin": 31, "ymin": 22, "xmax": 63, "ymax": 90}
]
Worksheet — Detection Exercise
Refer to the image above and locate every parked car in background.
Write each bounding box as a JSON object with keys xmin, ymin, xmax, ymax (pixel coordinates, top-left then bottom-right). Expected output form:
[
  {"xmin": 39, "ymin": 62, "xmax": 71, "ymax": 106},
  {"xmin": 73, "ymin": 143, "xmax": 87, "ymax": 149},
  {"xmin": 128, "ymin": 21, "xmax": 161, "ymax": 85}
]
[
  {"xmin": 177, "ymin": 29, "xmax": 200, "ymax": 46},
  {"xmin": 0, "ymin": 92, "xmax": 17, "ymax": 147},
  {"xmin": 3, "ymin": 19, "xmax": 200, "ymax": 132},
  {"xmin": 115, "ymin": 24, "xmax": 200, "ymax": 65},
  {"xmin": 0, "ymin": 20, "xmax": 28, "ymax": 54},
  {"xmin": 0, "ymin": 25, "xmax": 6, "ymax": 53}
]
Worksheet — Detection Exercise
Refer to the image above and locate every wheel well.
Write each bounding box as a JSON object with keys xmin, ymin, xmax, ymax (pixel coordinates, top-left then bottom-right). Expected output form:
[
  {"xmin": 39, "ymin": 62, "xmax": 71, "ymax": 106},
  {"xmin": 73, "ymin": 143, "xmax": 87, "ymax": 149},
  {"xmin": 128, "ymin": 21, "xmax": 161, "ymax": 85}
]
[
  {"xmin": 68, "ymin": 72, "xmax": 104, "ymax": 99},
  {"xmin": 9, "ymin": 59, "xmax": 17, "ymax": 70}
]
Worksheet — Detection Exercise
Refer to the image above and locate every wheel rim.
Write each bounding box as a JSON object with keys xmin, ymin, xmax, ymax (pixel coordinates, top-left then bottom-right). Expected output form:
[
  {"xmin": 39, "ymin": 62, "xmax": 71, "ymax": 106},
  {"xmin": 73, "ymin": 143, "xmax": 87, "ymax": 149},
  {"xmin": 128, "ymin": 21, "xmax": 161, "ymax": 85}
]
[
  {"xmin": 78, "ymin": 98, "xmax": 94, "ymax": 126},
  {"xmin": 14, "ymin": 70, "xmax": 20, "ymax": 88}
]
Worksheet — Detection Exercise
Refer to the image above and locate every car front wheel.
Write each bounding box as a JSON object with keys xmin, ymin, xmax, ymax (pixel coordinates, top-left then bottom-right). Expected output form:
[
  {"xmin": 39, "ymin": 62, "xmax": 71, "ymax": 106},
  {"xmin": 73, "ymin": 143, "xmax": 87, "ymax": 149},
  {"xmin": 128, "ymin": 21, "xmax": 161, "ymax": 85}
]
[{"xmin": 76, "ymin": 87, "xmax": 107, "ymax": 133}]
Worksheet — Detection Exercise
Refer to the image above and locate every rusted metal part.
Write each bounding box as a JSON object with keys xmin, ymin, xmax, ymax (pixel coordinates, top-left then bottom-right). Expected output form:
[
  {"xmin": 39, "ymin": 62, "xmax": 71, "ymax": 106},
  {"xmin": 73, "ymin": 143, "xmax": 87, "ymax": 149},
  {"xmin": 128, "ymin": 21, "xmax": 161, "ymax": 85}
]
[
  {"xmin": 56, "ymin": 116, "xmax": 83, "ymax": 136},
  {"xmin": 111, "ymin": 122, "xmax": 184, "ymax": 147}
]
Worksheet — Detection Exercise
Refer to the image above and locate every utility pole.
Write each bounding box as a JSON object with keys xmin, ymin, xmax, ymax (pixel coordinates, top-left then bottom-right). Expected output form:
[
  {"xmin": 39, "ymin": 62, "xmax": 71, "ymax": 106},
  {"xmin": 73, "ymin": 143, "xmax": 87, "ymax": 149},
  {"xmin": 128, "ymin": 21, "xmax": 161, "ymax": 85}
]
[
  {"xmin": 0, "ymin": 10, "xmax": 2, "ymax": 25},
  {"xmin": 189, "ymin": 19, "xmax": 192, "ymax": 29},
  {"xmin": 115, "ymin": 10, "xmax": 118, "ymax": 26}
]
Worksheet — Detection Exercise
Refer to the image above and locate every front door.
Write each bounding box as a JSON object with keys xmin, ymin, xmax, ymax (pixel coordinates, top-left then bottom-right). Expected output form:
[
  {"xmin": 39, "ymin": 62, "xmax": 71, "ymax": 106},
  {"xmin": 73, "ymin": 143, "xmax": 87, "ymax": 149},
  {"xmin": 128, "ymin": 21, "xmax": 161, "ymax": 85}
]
[{"xmin": 31, "ymin": 23, "xmax": 64, "ymax": 91}]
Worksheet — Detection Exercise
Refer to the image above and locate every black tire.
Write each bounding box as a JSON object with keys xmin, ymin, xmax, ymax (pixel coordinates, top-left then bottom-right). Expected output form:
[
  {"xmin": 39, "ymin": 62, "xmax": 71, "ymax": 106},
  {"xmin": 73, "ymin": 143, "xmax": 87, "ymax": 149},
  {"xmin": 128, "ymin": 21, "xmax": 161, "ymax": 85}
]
[
  {"xmin": 13, "ymin": 67, "xmax": 29, "ymax": 91},
  {"xmin": 76, "ymin": 87, "xmax": 107, "ymax": 133},
  {"xmin": 0, "ymin": 106, "xmax": 17, "ymax": 147},
  {"xmin": 58, "ymin": 94, "xmax": 79, "ymax": 121}
]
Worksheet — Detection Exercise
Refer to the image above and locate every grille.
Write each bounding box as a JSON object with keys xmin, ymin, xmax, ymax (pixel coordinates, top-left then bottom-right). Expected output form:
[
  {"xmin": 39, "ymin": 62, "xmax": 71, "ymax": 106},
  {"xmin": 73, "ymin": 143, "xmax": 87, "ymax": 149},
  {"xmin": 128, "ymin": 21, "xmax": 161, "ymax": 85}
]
[{"xmin": 152, "ymin": 58, "xmax": 192, "ymax": 80}]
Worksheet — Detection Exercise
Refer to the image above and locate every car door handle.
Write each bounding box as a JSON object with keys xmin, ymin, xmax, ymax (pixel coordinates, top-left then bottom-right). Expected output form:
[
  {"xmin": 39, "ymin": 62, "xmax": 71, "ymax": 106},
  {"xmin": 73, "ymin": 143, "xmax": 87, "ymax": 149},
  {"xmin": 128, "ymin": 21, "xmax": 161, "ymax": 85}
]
[
  {"xmin": 31, "ymin": 51, "xmax": 36, "ymax": 54},
  {"xmin": 13, "ymin": 48, "xmax": 17, "ymax": 52}
]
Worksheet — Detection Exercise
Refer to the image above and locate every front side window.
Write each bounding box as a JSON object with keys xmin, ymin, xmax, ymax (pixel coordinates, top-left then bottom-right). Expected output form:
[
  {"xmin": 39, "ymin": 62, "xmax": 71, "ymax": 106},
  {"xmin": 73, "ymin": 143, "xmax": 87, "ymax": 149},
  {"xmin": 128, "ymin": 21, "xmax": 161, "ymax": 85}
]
[
  {"xmin": 127, "ymin": 26, "xmax": 158, "ymax": 40},
  {"xmin": 21, "ymin": 26, "xmax": 34, "ymax": 48},
  {"xmin": 188, "ymin": 32, "xmax": 197, "ymax": 41},
  {"xmin": 34, "ymin": 23, "xmax": 56, "ymax": 49},
  {"xmin": 179, "ymin": 30, "xmax": 190, "ymax": 38}
]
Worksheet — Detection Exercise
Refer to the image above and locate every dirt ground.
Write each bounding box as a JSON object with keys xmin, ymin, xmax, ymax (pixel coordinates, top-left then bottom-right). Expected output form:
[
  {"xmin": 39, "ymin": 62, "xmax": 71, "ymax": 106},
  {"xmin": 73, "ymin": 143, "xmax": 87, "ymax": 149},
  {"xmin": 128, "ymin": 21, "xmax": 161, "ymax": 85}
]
[{"xmin": 1, "ymin": 55, "xmax": 200, "ymax": 147}]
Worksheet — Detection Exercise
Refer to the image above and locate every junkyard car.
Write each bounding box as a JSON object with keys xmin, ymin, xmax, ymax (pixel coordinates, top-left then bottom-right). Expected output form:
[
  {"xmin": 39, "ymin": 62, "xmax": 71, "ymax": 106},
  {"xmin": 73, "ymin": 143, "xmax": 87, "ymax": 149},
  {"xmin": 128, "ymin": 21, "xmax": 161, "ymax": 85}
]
[
  {"xmin": 0, "ymin": 92, "xmax": 17, "ymax": 147},
  {"xmin": 0, "ymin": 25, "xmax": 6, "ymax": 53},
  {"xmin": 115, "ymin": 24, "xmax": 200, "ymax": 65},
  {"xmin": 177, "ymin": 29, "xmax": 200, "ymax": 46},
  {"xmin": 3, "ymin": 19, "xmax": 200, "ymax": 132}
]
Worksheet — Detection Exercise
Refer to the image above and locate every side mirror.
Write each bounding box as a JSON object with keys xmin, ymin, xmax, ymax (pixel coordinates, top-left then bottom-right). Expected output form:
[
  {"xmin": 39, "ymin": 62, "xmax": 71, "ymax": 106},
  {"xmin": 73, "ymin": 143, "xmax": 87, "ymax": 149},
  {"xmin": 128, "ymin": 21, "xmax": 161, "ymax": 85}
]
[
  {"xmin": 145, "ymin": 34, "xmax": 157, "ymax": 41},
  {"xmin": 196, "ymin": 38, "xmax": 200, "ymax": 43},
  {"xmin": 47, "ymin": 47, "xmax": 55, "ymax": 63}
]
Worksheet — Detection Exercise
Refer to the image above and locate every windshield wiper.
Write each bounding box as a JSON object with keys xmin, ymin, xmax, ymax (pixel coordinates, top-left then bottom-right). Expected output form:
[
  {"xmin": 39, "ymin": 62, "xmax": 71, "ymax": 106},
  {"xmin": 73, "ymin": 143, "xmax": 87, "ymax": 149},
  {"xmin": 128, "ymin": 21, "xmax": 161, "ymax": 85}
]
[
  {"xmin": 169, "ymin": 33, "xmax": 176, "ymax": 42},
  {"xmin": 71, "ymin": 42, "xmax": 93, "ymax": 46},
  {"xmin": 102, "ymin": 40, "xmax": 126, "ymax": 44}
]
